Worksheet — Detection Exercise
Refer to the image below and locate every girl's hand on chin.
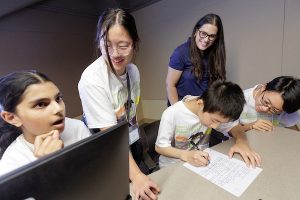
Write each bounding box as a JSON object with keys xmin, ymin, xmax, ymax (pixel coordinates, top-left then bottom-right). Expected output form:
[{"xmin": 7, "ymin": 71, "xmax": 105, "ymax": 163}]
[{"xmin": 33, "ymin": 130, "xmax": 64, "ymax": 158}]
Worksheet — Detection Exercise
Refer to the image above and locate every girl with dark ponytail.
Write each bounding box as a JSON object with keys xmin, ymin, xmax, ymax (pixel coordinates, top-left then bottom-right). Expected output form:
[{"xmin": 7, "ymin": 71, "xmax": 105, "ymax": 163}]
[
  {"xmin": 78, "ymin": 8, "xmax": 160, "ymax": 200},
  {"xmin": 0, "ymin": 70, "xmax": 91, "ymax": 175},
  {"xmin": 0, "ymin": 70, "xmax": 51, "ymax": 157}
]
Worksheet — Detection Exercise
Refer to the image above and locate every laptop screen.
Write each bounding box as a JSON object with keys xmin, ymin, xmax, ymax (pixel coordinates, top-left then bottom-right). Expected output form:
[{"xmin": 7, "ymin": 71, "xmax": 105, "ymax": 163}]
[{"xmin": 0, "ymin": 121, "xmax": 130, "ymax": 200}]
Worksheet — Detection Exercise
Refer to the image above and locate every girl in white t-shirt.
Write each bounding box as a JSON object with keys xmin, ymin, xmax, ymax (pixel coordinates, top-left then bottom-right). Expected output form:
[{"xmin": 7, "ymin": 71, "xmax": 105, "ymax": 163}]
[
  {"xmin": 239, "ymin": 76, "xmax": 300, "ymax": 132},
  {"xmin": 0, "ymin": 71, "xmax": 91, "ymax": 176},
  {"xmin": 78, "ymin": 8, "xmax": 159, "ymax": 200}
]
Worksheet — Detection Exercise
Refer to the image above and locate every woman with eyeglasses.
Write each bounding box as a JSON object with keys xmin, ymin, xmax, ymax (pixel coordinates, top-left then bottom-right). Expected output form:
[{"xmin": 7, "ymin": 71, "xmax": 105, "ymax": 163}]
[
  {"xmin": 166, "ymin": 13, "xmax": 226, "ymax": 106},
  {"xmin": 78, "ymin": 8, "xmax": 159, "ymax": 200},
  {"xmin": 239, "ymin": 76, "xmax": 300, "ymax": 132}
]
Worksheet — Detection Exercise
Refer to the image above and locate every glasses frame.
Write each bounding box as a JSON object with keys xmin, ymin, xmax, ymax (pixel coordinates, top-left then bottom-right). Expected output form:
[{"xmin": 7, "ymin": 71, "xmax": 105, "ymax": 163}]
[
  {"xmin": 259, "ymin": 92, "xmax": 282, "ymax": 114},
  {"xmin": 198, "ymin": 30, "xmax": 217, "ymax": 41},
  {"xmin": 107, "ymin": 44, "xmax": 133, "ymax": 56}
]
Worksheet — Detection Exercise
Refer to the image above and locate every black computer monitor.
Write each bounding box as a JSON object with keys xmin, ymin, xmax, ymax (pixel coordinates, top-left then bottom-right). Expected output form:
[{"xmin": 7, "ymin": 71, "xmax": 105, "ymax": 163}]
[{"xmin": 0, "ymin": 121, "xmax": 130, "ymax": 200}]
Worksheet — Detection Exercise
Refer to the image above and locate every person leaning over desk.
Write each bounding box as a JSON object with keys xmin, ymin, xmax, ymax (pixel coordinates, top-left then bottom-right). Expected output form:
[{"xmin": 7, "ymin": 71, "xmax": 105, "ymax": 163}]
[
  {"xmin": 166, "ymin": 13, "xmax": 226, "ymax": 106},
  {"xmin": 238, "ymin": 76, "xmax": 300, "ymax": 132},
  {"xmin": 78, "ymin": 8, "xmax": 160, "ymax": 200},
  {"xmin": 155, "ymin": 80, "xmax": 262, "ymax": 169}
]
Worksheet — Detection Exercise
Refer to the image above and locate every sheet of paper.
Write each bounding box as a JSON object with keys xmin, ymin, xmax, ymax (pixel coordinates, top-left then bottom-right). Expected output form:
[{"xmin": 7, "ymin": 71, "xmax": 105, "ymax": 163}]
[{"xmin": 183, "ymin": 148, "xmax": 262, "ymax": 197}]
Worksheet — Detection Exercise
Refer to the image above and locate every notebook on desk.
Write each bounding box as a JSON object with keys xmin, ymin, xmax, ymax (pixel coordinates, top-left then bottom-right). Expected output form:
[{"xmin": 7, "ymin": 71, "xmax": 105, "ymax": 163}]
[{"xmin": 0, "ymin": 121, "xmax": 131, "ymax": 200}]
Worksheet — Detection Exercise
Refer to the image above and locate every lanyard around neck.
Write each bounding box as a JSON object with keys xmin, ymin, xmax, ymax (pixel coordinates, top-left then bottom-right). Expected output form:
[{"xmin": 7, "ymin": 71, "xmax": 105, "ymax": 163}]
[{"xmin": 126, "ymin": 73, "xmax": 131, "ymax": 121}]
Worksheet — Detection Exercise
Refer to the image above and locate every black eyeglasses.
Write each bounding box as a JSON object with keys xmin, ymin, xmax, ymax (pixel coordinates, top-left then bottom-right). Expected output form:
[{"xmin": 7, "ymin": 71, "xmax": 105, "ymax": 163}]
[
  {"xmin": 260, "ymin": 92, "xmax": 282, "ymax": 114},
  {"xmin": 198, "ymin": 30, "xmax": 217, "ymax": 41}
]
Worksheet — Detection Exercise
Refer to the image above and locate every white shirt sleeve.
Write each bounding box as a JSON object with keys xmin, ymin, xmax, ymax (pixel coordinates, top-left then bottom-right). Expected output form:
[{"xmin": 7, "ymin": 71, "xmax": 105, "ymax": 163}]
[
  {"xmin": 79, "ymin": 81, "xmax": 117, "ymax": 129},
  {"xmin": 0, "ymin": 137, "xmax": 37, "ymax": 176},
  {"xmin": 76, "ymin": 119, "xmax": 92, "ymax": 139},
  {"xmin": 155, "ymin": 109, "xmax": 175, "ymax": 148},
  {"xmin": 61, "ymin": 118, "xmax": 91, "ymax": 146},
  {"xmin": 216, "ymin": 120, "xmax": 239, "ymax": 137},
  {"xmin": 280, "ymin": 112, "xmax": 300, "ymax": 127}
]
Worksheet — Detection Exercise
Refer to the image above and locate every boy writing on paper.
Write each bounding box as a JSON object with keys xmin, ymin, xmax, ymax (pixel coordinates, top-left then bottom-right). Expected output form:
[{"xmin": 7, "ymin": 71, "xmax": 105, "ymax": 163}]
[{"xmin": 155, "ymin": 80, "xmax": 261, "ymax": 169}]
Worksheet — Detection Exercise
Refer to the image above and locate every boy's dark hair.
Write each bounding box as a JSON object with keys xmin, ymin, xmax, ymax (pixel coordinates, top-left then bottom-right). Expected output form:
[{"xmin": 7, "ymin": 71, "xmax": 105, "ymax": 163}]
[
  {"xmin": 201, "ymin": 80, "xmax": 245, "ymax": 120},
  {"xmin": 0, "ymin": 70, "xmax": 51, "ymax": 158},
  {"xmin": 265, "ymin": 76, "xmax": 300, "ymax": 113}
]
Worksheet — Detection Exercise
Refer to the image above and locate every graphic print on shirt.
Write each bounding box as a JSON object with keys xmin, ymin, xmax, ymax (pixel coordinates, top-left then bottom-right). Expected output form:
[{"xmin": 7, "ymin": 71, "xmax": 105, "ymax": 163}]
[
  {"xmin": 174, "ymin": 123, "xmax": 207, "ymax": 149},
  {"xmin": 112, "ymin": 80, "xmax": 140, "ymax": 126}
]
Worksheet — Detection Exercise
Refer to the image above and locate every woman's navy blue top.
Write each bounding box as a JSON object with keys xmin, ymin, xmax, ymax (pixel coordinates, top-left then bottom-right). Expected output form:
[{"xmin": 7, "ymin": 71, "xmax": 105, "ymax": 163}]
[{"xmin": 168, "ymin": 38, "xmax": 209, "ymax": 103}]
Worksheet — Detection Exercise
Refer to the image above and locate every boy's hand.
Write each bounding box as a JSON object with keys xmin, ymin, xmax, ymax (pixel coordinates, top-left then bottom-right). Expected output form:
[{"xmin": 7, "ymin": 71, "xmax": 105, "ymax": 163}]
[
  {"xmin": 252, "ymin": 119, "xmax": 273, "ymax": 132},
  {"xmin": 132, "ymin": 172, "xmax": 160, "ymax": 200},
  {"xmin": 34, "ymin": 130, "xmax": 64, "ymax": 158},
  {"xmin": 228, "ymin": 142, "xmax": 261, "ymax": 168},
  {"xmin": 182, "ymin": 150, "xmax": 210, "ymax": 167}
]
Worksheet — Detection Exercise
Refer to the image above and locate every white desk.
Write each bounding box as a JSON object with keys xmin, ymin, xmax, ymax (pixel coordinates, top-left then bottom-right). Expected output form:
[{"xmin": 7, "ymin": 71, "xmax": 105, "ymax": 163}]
[{"xmin": 147, "ymin": 127, "xmax": 300, "ymax": 200}]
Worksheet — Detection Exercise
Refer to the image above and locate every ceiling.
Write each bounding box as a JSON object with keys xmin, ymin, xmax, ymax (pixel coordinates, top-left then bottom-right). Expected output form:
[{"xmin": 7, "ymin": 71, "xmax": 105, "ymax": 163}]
[{"xmin": 0, "ymin": 0, "xmax": 161, "ymax": 19}]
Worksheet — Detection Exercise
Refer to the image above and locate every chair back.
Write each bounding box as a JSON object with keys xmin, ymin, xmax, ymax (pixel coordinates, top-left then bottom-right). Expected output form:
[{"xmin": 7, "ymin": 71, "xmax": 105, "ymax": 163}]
[{"xmin": 139, "ymin": 120, "xmax": 160, "ymax": 173}]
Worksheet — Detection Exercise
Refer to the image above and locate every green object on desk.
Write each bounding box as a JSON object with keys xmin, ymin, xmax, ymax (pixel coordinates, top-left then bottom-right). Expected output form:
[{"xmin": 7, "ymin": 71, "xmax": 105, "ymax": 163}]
[{"xmin": 205, "ymin": 128, "xmax": 212, "ymax": 134}]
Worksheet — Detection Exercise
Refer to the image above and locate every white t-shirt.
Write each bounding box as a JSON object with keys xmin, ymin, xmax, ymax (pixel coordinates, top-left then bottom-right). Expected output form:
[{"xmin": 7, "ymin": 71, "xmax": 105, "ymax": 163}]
[
  {"xmin": 0, "ymin": 118, "xmax": 91, "ymax": 176},
  {"xmin": 239, "ymin": 85, "xmax": 300, "ymax": 127},
  {"xmin": 78, "ymin": 56, "xmax": 140, "ymax": 129},
  {"xmin": 155, "ymin": 96, "xmax": 236, "ymax": 168}
]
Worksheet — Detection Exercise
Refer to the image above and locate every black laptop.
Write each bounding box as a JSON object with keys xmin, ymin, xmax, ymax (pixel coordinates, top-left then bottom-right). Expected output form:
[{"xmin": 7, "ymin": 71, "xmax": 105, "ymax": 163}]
[{"xmin": 0, "ymin": 121, "xmax": 130, "ymax": 200}]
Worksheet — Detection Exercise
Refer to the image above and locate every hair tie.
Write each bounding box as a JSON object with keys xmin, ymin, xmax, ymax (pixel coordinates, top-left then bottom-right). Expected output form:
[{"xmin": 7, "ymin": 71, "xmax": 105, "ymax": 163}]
[{"xmin": 0, "ymin": 103, "xmax": 4, "ymax": 112}]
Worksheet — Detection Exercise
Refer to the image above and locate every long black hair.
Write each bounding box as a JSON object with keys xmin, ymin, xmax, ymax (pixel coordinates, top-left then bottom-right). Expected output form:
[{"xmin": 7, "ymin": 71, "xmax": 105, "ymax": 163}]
[
  {"xmin": 190, "ymin": 13, "xmax": 226, "ymax": 84},
  {"xmin": 265, "ymin": 76, "xmax": 300, "ymax": 113},
  {"xmin": 95, "ymin": 8, "xmax": 140, "ymax": 78},
  {"xmin": 0, "ymin": 70, "xmax": 51, "ymax": 158}
]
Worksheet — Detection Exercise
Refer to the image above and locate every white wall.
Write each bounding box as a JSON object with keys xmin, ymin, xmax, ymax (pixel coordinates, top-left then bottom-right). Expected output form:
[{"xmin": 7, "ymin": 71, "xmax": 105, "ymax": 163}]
[
  {"xmin": 132, "ymin": 0, "xmax": 300, "ymax": 120},
  {"xmin": 1, "ymin": 1, "xmax": 300, "ymax": 120},
  {"xmin": 282, "ymin": 0, "xmax": 300, "ymax": 77}
]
